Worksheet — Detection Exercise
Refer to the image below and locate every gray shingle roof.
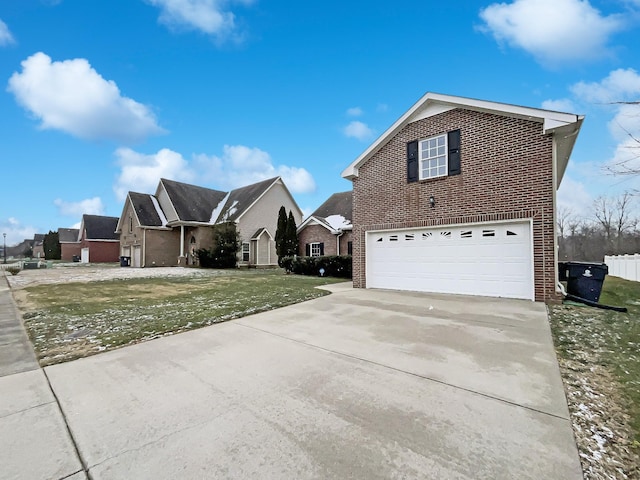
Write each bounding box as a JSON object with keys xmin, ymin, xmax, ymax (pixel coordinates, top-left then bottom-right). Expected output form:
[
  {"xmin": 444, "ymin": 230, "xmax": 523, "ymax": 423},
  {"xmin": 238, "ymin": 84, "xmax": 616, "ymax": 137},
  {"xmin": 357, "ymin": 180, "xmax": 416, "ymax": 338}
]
[
  {"xmin": 129, "ymin": 192, "xmax": 164, "ymax": 227},
  {"xmin": 82, "ymin": 215, "xmax": 119, "ymax": 240},
  {"xmin": 161, "ymin": 179, "xmax": 227, "ymax": 223},
  {"xmin": 311, "ymin": 191, "xmax": 352, "ymax": 221},
  {"xmin": 58, "ymin": 228, "xmax": 79, "ymax": 243},
  {"xmin": 213, "ymin": 177, "xmax": 278, "ymax": 223}
]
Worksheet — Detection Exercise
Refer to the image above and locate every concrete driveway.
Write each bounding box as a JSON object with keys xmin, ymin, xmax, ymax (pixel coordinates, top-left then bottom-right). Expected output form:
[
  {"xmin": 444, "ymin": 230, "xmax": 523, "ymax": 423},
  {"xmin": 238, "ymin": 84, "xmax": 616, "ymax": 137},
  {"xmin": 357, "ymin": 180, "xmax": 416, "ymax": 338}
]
[{"xmin": 40, "ymin": 283, "xmax": 582, "ymax": 479}]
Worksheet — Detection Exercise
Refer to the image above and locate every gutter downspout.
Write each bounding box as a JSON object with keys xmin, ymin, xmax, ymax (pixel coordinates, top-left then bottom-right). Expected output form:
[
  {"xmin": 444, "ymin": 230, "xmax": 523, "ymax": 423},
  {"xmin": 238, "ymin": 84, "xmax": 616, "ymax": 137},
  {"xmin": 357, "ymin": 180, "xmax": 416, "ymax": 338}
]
[{"xmin": 336, "ymin": 230, "xmax": 344, "ymax": 255}]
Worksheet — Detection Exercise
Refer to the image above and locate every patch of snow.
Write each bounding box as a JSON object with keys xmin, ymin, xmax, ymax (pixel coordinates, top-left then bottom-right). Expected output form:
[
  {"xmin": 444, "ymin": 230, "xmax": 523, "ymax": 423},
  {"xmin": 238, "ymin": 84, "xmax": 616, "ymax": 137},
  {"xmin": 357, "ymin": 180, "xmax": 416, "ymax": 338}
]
[
  {"xmin": 209, "ymin": 192, "xmax": 230, "ymax": 224},
  {"xmin": 150, "ymin": 195, "xmax": 168, "ymax": 226},
  {"xmin": 324, "ymin": 214, "xmax": 352, "ymax": 231},
  {"xmin": 221, "ymin": 200, "xmax": 239, "ymax": 222}
]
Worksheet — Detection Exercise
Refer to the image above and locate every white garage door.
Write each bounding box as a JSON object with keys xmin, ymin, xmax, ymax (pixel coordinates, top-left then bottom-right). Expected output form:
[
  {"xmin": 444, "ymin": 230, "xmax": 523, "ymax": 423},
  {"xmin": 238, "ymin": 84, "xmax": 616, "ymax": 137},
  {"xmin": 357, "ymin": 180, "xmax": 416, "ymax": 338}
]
[{"xmin": 366, "ymin": 221, "xmax": 533, "ymax": 300}]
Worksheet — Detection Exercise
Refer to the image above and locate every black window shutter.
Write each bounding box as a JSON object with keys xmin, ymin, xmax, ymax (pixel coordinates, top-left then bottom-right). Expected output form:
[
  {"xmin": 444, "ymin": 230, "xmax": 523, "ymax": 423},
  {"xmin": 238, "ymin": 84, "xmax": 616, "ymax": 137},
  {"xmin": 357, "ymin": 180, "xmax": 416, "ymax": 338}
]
[
  {"xmin": 319, "ymin": 243, "xmax": 324, "ymax": 255},
  {"xmin": 407, "ymin": 140, "xmax": 418, "ymax": 183},
  {"xmin": 347, "ymin": 241, "xmax": 353, "ymax": 255},
  {"xmin": 305, "ymin": 243, "xmax": 310, "ymax": 256},
  {"xmin": 448, "ymin": 129, "xmax": 461, "ymax": 176}
]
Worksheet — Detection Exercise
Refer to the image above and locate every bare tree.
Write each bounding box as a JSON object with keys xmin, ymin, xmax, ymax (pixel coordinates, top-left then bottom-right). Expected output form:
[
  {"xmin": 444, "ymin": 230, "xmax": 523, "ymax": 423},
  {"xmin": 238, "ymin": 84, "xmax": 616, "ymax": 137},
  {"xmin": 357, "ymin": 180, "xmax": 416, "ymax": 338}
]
[
  {"xmin": 605, "ymin": 101, "xmax": 640, "ymax": 176},
  {"xmin": 556, "ymin": 206, "xmax": 575, "ymax": 239},
  {"xmin": 591, "ymin": 192, "xmax": 637, "ymax": 253}
]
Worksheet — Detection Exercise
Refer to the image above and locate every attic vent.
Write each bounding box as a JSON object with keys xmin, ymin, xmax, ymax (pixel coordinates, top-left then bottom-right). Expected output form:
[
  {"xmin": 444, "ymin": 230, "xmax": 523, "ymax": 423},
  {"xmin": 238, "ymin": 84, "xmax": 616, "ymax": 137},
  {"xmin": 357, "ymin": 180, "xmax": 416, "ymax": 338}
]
[
  {"xmin": 422, "ymin": 232, "xmax": 433, "ymax": 239},
  {"xmin": 405, "ymin": 234, "xmax": 415, "ymax": 241},
  {"xmin": 506, "ymin": 230, "xmax": 518, "ymax": 236},
  {"xmin": 482, "ymin": 230, "xmax": 496, "ymax": 237},
  {"xmin": 440, "ymin": 231, "xmax": 451, "ymax": 238},
  {"xmin": 460, "ymin": 230, "xmax": 472, "ymax": 238},
  {"xmin": 389, "ymin": 235, "xmax": 398, "ymax": 242}
]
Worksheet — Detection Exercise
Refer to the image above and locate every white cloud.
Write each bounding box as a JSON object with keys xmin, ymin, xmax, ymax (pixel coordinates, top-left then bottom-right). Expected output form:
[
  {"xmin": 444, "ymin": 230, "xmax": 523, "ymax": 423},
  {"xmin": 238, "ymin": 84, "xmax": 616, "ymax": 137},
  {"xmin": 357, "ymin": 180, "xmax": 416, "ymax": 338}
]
[
  {"xmin": 376, "ymin": 103, "xmax": 389, "ymax": 113},
  {"xmin": 7, "ymin": 52, "xmax": 165, "ymax": 143},
  {"xmin": 478, "ymin": 0, "xmax": 624, "ymax": 66},
  {"xmin": 54, "ymin": 197, "xmax": 105, "ymax": 217},
  {"xmin": 571, "ymin": 68, "xmax": 640, "ymax": 104},
  {"xmin": 343, "ymin": 120, "xmax": 374, "ymax": 141},
  {"xmin": 557, "ymin": 176, "xmax": 594, "ymax": 217},
  {"xmin": 114, "ymin": 144, "xmax": 316, "ymax": 200},
  {"xmin": 113, "ymin": 148, "xmax": 196, "ymax": 201},
  {"xmin": 541, "ymin": 98, "xmax": 576, "ymax": 113},
  {"xmin": 194, "ymin": 145, "xmax": 316, "ymax": 193},
  {"xmin": 146, "ymin": 0, "xmax": 253, "ymax": 39},
  {"xmin": 0, "ymin": 19, "xmax": 15, "ymax": 46},
  {"xmin": 346, "ymin": 107, "xmax": 363, "ymax": 117},
  {"xmin": 1, "ymin": 217, "xmax": 37, "ymax": 247}
]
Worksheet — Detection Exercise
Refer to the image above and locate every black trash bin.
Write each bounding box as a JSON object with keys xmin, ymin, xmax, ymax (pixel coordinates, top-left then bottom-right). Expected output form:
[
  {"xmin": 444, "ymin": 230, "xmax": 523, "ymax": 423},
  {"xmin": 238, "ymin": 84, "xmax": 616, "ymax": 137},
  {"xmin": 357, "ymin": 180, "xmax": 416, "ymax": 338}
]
[
  {"xmin": 72, "ymin": 255, "xmax": 80, "ymax": 262},
  {"xmin": 562, "ymin": 262, "xmax": 608, "ymax": 303},
  {"xmin": 120, "ymin": 256, "xmax": 131, "ymax": 267}
]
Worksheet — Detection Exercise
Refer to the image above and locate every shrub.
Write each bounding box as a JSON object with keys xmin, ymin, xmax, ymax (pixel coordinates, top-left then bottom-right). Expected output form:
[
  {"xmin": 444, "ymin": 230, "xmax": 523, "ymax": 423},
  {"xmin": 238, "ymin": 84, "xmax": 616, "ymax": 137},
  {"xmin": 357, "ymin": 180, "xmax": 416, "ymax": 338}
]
[
  {"xmin": 280, "ymin": 255, "xmax": 352, "ymax": 279},
  {"xmin": 196, "ymin": 222, "xmax": 240, "ymax": 269},
  {"xmin": 6, "ymin": 265, "xmax": 21, "ymax": 276}
]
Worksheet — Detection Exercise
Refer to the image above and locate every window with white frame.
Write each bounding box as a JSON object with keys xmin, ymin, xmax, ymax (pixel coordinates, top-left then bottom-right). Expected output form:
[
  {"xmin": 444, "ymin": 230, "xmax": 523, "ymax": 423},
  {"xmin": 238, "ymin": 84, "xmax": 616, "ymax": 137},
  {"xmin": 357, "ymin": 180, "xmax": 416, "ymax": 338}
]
[
  {"xmin": 419, "ymin": 133, "xmax": 447, "ymax": 179},
  {"xmin": 242, "ymin": 242, "xmax": 250, "ymax": 262},
  {"xmin": 310, "ymin": 242, "xmax": 321, "ymax": 257}
]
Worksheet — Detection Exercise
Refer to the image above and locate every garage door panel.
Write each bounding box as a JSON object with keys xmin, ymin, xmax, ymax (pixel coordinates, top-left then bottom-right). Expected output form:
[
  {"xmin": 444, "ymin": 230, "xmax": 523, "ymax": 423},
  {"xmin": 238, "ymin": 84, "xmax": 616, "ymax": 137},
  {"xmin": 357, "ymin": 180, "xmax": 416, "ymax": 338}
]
[{"xmin": 366, "ymin": 221, "xmax": 533, "ymax": 300}]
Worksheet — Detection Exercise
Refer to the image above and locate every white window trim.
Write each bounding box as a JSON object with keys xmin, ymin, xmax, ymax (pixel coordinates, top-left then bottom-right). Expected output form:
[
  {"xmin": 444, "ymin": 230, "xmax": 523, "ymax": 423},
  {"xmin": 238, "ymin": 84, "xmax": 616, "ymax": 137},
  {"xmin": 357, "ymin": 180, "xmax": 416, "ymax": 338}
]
[
  {"xmin": 310, "ymin": 242, "xmax": 321, "ymax": 257},
  {"xmin": 242, "ymin": 242, "xmax": 250, "ymax": 262},
  {"xmin": 419, "ymin": 133, "xmax": 448, "ymax": 180}
]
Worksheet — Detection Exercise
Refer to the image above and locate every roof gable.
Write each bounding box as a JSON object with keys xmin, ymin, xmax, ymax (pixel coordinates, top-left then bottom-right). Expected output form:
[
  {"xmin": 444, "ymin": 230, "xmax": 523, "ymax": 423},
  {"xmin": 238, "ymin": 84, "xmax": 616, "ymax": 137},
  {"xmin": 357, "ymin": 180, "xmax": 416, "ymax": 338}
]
[
  {"xmin": 81, "ymin": 215, "xmax": 119, "ymax": 241},
  {"xmin": 341, "ymin": 92, "xmax": 584, "ymax": 187},
  {"xmin": 212, "ymin": 177, "xmax": 279, "ymax": 223},
  {"xmin": 128, "ymin": 192, "xmax": 166, "ymax": 227},
  {"xmin": 58, "ymin": 228, "xmax": 79, "ymax": 243},
  {"xmin": 160, "ymin": 178, "xmax": 227, "ymax": 223},
  {"xmin": 311, "ymin": 191, "xmax": 352, "ymax": 221}
]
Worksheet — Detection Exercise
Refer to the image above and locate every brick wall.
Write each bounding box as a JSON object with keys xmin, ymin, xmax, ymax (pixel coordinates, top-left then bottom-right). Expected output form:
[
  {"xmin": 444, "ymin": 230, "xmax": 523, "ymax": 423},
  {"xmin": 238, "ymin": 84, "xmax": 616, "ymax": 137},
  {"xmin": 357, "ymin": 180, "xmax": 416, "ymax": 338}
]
[
  {"xmin": 352, "ymin": 108, "xmax": 557, "ymax": 302},
  {"xmin": 298, "ymin": 224, "xmax": 338, "ymax": 256},
  {"xmin": 80, "ymin": 240, "xmax": 120, "ymax": 263}
]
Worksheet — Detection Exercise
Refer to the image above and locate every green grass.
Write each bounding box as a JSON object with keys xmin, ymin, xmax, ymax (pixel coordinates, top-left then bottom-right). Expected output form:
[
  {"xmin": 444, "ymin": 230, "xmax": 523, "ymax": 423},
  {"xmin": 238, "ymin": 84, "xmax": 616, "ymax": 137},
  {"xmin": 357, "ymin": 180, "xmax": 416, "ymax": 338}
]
[
  {"xmin": 19, "ymin": 270, "xmax": 344, "ymax": 366},
  {"xmin": 549, "ymin": 275, "xmax": 640, "ymax": 441}
]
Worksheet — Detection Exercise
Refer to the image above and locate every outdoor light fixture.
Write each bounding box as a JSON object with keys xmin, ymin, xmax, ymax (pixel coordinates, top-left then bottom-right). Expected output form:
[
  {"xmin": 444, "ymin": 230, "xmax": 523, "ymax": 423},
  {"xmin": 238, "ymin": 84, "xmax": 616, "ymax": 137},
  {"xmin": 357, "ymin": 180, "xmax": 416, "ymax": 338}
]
[{"xmin": 429, "ymin": 195, "xmax": 436, "ymax": 208}]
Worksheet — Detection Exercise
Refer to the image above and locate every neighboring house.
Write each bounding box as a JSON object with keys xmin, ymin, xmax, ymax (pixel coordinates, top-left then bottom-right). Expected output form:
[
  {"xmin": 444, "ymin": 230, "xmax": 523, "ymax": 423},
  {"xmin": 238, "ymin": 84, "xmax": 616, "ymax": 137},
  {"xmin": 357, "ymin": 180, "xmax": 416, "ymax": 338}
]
[
  {"xmin": 58, "ymin": 228, "xmax": 81, "ymax": 261},
  {"xmin": 297, "ymin": 191, "xmax": 352, "ymax": 257},
  {"xmin": 341, "ymin": 92, "xmax": 584, "ymax": 302},
  {"xmin": 78, "ymin": 215, "xmax": 120, "ymax": 263},
  {"xmin": 31, "ymin": 234, "xmax": 45, "ymax": 258},
  {"xmin": 116, "ymin": 177, "xmax": 302, "ymax": 268}
]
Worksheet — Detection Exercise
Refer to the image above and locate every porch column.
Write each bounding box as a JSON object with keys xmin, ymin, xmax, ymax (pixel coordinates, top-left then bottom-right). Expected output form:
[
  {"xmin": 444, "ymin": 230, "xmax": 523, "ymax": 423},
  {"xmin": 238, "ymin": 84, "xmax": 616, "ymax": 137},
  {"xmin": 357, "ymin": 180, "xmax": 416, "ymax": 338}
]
[{"xmin": 180, "ymin": 225, "xmax": 185, "ymax": 257}]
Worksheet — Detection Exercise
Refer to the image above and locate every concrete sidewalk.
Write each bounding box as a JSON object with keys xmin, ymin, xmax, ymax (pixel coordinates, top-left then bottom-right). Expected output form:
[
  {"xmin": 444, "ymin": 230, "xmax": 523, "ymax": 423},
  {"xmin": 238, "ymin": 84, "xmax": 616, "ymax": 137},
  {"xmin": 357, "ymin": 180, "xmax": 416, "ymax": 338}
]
[
  {"xmin": 0, "ymin": 274, "xmax": 86, "ymax": 480},
  {"xmin": 42, "ymin": 285, "xmax": 582, "ymax": 479}
]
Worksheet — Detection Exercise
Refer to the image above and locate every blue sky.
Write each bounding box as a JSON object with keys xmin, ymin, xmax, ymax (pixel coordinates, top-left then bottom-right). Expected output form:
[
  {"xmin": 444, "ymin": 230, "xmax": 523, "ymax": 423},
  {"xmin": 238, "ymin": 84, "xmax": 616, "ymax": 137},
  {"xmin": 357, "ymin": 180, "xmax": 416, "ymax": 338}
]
[{"xmin": 1, "ymin": 0, "xmax": 640, "ymax": 245}]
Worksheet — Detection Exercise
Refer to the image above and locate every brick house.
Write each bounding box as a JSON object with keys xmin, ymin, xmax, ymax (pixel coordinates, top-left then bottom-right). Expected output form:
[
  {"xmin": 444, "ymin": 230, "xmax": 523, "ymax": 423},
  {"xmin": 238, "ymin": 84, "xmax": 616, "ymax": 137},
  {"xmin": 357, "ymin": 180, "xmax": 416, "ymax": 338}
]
[
  {"xmin": 297, "ymin": 191, "xmax": 352, "ymax": 257},
  {"xmin": 341, "ymin": 92, "xmax": 584, "ymax": 302},
  {"xmin": 116, "ymin": 177, "xmax": 302, "ymax": 267},
  {"xmin": 58, "ymin": 228, "xmax": 80, "ymax": 261},
  {"xmin": 78, "ymin": 215, "xmax": 120, "ymax": 263}
]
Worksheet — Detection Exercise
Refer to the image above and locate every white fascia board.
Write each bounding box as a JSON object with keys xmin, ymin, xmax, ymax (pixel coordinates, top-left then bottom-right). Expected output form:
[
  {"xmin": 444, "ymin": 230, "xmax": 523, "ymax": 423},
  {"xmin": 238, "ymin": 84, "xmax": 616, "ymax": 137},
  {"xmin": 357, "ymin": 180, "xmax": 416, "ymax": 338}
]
[
  {"xmin": 342, "ymin": 91, "xmax": 584, "ymax": 180},
  {"xmin": 297, "ymin": 216, "xmax": 335, "ymax": 234}
]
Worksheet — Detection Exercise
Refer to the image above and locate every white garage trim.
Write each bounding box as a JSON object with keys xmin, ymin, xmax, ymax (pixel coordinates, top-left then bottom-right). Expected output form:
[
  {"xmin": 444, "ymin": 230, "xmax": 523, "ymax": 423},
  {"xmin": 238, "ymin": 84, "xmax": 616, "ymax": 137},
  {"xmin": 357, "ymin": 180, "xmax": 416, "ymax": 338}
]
[{"xmin": 365, "ymin": 220, "xmax": 534, "ymax": 300}]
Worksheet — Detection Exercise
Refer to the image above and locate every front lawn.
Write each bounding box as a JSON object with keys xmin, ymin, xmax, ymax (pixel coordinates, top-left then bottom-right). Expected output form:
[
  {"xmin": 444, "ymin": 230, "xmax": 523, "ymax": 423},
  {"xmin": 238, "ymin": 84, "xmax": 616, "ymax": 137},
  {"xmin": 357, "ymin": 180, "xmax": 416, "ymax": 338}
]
[
  {"xmin": 17, "ymin": 270, "xmax": 344, "ymax": 366},
  {"xmin": 548, "ymin": 275, "xmax": 640, "ymax": 479}
]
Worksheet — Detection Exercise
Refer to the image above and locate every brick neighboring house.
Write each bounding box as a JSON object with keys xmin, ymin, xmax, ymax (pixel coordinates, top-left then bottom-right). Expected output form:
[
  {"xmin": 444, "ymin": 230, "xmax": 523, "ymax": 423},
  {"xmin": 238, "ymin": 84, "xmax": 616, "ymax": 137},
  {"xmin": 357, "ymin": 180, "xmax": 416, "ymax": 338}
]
[
  {"xmin": 78, "ymin": 215, "xmax": 120, "ymax": 263},
  {"xmin": 116, "ymin": 177, "xmax": 302, "ymax": 267},
  {"xmin": 297, "ymin": 191, "xmax": 353, "ymax": 257},
  {"xmin": 58, "ymin": 228, "xmax": 81, "ymax": 261},
  {"xmin": 341, "ymin": 92, "xmax": 584, "ymax": 302}
]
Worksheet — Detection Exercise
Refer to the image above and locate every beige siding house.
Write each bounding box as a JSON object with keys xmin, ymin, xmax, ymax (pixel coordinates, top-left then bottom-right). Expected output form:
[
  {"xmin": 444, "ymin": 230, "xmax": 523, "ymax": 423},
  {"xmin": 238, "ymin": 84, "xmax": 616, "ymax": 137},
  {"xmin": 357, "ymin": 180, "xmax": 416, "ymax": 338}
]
[{"xmin": 116, "ymin": 177, "xmax": 302, "ymax": 267}]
